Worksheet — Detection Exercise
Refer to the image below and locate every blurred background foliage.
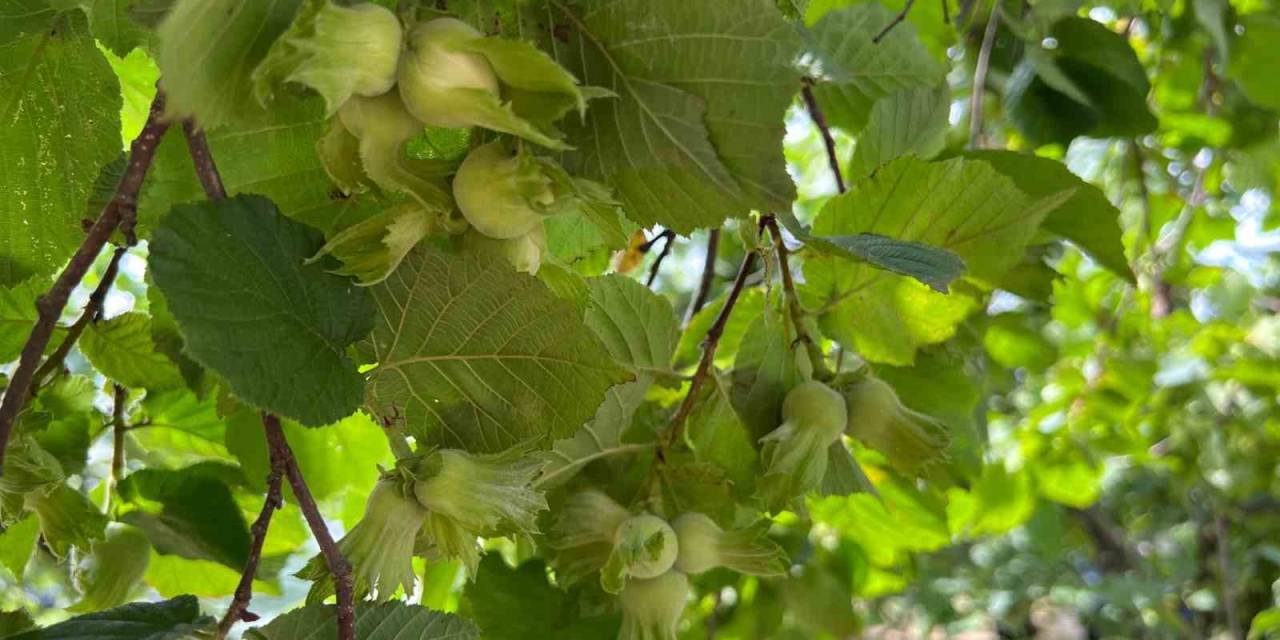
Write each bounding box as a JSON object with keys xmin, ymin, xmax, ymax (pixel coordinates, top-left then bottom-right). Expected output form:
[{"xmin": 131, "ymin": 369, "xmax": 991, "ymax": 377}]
[{"xmin": 1, "ymin": 0, "xmax": 1278, "ymax": 637}]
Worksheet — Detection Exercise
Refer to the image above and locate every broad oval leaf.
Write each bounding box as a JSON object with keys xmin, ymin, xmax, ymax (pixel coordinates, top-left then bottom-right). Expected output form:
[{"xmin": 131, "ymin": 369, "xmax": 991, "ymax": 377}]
[
  {"xmin": 149, "ymin": 194, "xmax": 374, "ymax": 426},
  {"xmin": 362, "ymin": 247, "xmax": 630, "ymax": 452},
  {"xmin": 552, "ymin": 0, "xmax": 800, "ymax": 232}
]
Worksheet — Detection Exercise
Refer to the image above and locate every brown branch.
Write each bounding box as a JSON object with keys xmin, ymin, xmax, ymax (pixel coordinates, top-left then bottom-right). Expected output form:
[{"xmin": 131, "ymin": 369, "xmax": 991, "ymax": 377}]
[
  {"xmin": 764, "ymin": 217, "xmax": 830, "ymax": 379},
  {"xmin": 218, "ymin": 446, "xmax": 286, "ymax": 639},
  {"xmin": 645, "ymin": 230, "xmax": 677, "ymax": 287},
  {"xmin": 661, "ymin": 239, "xmax": 760, "ymax": 450},
  {"xmin": 800, "ymin": 81, "xmax": 847, "ymax": 194},
  {"xmin": 103, "ymin": 383, "xmax": 128, "ymax": 514},
  {"xmin": 683, "ymin": 229, "xmax": 721, "ymax": 326},
  {"xmin": 0, "ymin": 90, "xmax": 171, "ymax": 474},
  {"xmin": 30, "ymin": 246, "xmax": 127, "ymax": 392},
  {"xmin": 263, "ymin": 414, "xmax": 355, "ymax": 640},
  {"xmin": 873, "ymin": 0, "xmax": 916, "ymax": 43},
  {"xmin": 969, "ymin": 5, "xmax": 1000, "ymax": 149},
  {"xmin": 182, "ymin": 120, "xmax": 227, "ymax": 200}
]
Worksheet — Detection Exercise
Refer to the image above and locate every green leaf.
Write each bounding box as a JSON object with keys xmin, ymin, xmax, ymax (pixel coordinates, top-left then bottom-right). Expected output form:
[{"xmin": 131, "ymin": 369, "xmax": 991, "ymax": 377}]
[
  {"xmin": 946, "ymin": 465, "xmax": 1035, "ymax": 538},
  {"xmin": 362, "ymin": 246, "xmax": 630, "ymax": 452},
  {"xmin": 0, "ymin": 516, "xmax": 39, "ymax": 580},
  {"xmin": 155, "ymin": 0, "xmax": 301, "ymax": 128},
  {"xmin": 778, "ymin": 209, "xmax": 966, "ymax": 293},
  {"xmin": 463, "ymin": 556, "xmax": 618, "ymax": 640},
  {"xmin": 246, "ymin": 601, "xmax": 479, "ymax": 640},
  {"xmin": 81, "ymin": 312, "xmax": 183, "ymax": 390},
  {"xmin": 143, "ymin": 551, "xmax": 276, "ymax": 598},
  {"xmin": 140, "ymin": 96, "xmax": 376, "ymax": 236},
  {"xmin": 848, "ymin": 84, "xmax": 950, "ymax": 178},
  {"xmin": 25, "ymin": 483, "xmax": 108, "ymax": 558},
  {"xmin": 806, "ymin": 3, "xmax": 945, "ymax": 132},
  {"xmin": 0, "ymin": 278, "xmax": 42, "ymax": 362},
  {"xmin": 809, "ymin": 482, "xmax": 950, "ymax": 565},
  {"xmin": 118, "ymin": 463, "xmax": 251, "ymax": 569},
  {"xmin": 0, "ymin": 8, "xmax": 121, "ymax": 285},
  {"xmin": 84, "ymin": 0, "xmax": 152, "ymax": 56},
  {"xmin": 1230, "ymin": 14, "xmax": 1280, "ymax": 110},
  {"xmin": 552, "ymin": 0, "xmax": 800, "ymax": 232},
  {"xmin": 224, "ymin": 408, "xmax": 387, "ymax": 501},
  {"xmin": 961, "ymin": 150, "xmax": 1132, "ymax": 280},
  {"xmin": 129, "ymin": 389, "xmax": 231, "ymax": 465},
  {"xmin": 149, "ymin": 194, "xmax": 374, "ymax": 426},
  {"xmin": 676, "ymin": 288, "xmax": 766, "ymax": 370},
  {"xmin": 0, "ymin": 0, "xmax": 58, "ymax": 44},
  {"xmin": 0, "ymin": 609, "xmax": 35, "ymax": 638},
  {"xmin": 685, "ymin": 375, "xmax": 760, "ymax": 499},
  {"xmin": 804, "ymin": 156, "xmax": 1070, "ymax": 364},
  {"xmin": 540, "ymin": 276, "xmax": 676, "ymax": 486},
  {"xmin": 9, "ymin": 595, "xmax": 211, "ymax": 640},
  {"xmin": 731, "ymin": 306, "xmax": 803, "ymax": 441},
  {"xmin": 1005, "ymin": 17, "xmax": 1155, "ymax": 145}
]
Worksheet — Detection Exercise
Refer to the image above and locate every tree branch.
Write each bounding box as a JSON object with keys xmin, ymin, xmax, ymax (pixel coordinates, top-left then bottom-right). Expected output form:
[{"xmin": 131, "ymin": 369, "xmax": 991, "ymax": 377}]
[
  {"xmin": 218, "ymin": 445, "xmax": 286, "ymax": 639},
  {"xmin": 263, "ymin": 414, "xmax": 355, "ymax": 640},
  {"xmin": 182, "ymin": 120, "xmax": 227, "ymax": 200},
  {"xmin": 800, "ymin": 81, "xmax": 847, "ymax": 194},
  {"xmin": 103, "ymin": 383, "xmax": 128, "ymax": 514},
  {"xmin": 645, "ymin": 230, "xmax": 677, "ymax": 287},
  {"xmin": 873, "ymin": 0, "xmax": 916, "ymax": 43},
  {"xmin": 30, "ymin": 246, "xmax": 128, "ymax": 391},
  {"xmin": 661, "ymin": 237, "xmax": 760, "ymax": 449},
  {"xmin": 969, "ymin": 5, "xmax": 1000, "ymax": 149},
  {"xmin": 683, "ymin": 229, "xmax": 721, "ymax": 327},
  {"xmin": 0, "ymin": 90, "xmax": 171, "ymax": 475},
  {"xmin": 764, "ymin": 217, "xmax": 830, "ymax": 379}
]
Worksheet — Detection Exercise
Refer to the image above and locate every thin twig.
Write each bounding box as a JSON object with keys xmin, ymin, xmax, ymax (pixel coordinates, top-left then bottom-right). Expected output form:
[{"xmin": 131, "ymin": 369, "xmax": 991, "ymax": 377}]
[
  {"xmin": 645, "ymin": 231, "xmax": 677, "ymax": 287},
  {"xmin": 218, "ymin": 447, "xmax": 286, "ymax": 639},
  {"xmin": 30, "ymin": 247, "xmax": 128, "ymax": 392},
  {"xmin": 182, "ymin": 120, "xmax": 227, "ymax": 200},
  {"xmin": 800, "ymin": 81, "xmax": 847, "ymax": 193},
  {"xmin": 1214, "ymin": 512, "xmax": 1242, "ymax": 640},
  {"xmin": 969, "ymin": 5, "xmax": 1000, "ymax": 149},
  {"xmin": 941, "ymin": 0, "xmax": 950, "ymax": 25},
  {"xmin": 683, "ymin": 229, "xmax": 721, "ymax": 327},
  {"xmin": 103, "ymin": 383, "xmax": 128, "ymax": 514},
  {"xmin": 0, "ymin": 91, "xmax": 171, "ymax": 474},
  {"xmin": 873, "ymin": 0, "xmax": 916, "ymax": 43},
  {"xmin": 661, "ymin": 241, "xmax": 760, "ymax": 450},
  {"xmin": 764, "ymin": 217, "xmax": 830, "ymax": 379},
  {"xmin": 263, "ymin": 414, "xmax": 355, "ymax": 640}
]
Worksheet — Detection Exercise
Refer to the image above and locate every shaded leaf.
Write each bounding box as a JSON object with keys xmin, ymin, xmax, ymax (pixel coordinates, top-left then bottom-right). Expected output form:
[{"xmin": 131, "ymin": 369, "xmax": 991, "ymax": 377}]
[
  {"xmin": 362, "ymin": 247, "xmax": 630, "ymax": 452},
  {"xmin": 10, "ymin": 595, "xmax": 211, "ymax": 640},
  {"xmin": 149, "ymin": 194, "xmax": 373, "ymax": 426},
  {"xmin": 553, "ymin": 0, "xmax": 800, "ymax": 232},
  {"xmin": 246, "ymin": 601, "xmax": 478, "ymax": 640}
]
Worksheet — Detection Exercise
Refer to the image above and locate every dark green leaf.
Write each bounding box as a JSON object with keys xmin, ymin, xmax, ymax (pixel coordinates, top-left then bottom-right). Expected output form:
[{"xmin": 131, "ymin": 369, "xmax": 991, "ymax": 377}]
[
  {"xmin": 118, "ymin": 463, "xmax": 250, "ymax": 568},
  {"xmin": 149, "ymin": 194, "xmax": 374, "ymax": 426},
  {"xmin": 10, "ymin": 595, "xmax": 210, "ymax": 640},
  {"xmin": 246, "ymin": 601, "xmax": 478, "ymax": 640}
]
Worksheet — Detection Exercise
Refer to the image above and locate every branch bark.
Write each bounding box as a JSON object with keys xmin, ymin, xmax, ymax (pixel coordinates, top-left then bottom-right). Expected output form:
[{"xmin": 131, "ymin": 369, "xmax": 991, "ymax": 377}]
[
  {"xmin": 30, "ymin": 246, "xmax": 127, "ymax": 391},
  {"xmin": 182, "ymin": 120, "xmax": 227, "ymax": 200},
  {"xmin": 103, "ymin": 383, "xmax": 128, "ymax": 514},
  {"xmin": 683, "ymin": 229, "xmax": 721, "ymax": 327},
  {"xmin": 662, "ymin": 238, "xmax": 760, "ymax": 449},
  {"xmin": 218, "ymin": 446, "xmax": 286, "ymax": 639},
  {"xmin": 764, "ymin": 217, "xmax": 830, "ymax": 378},
  {"xmin": 873, "ymin": 0, "xmax": 916, "ymax": 43},
  {"xmin": 800, "ymin": 81, "xmax": 847, "ymax": 194},
  {"xmin": 0, "ymin": 90, "xmax": 171, "ymax": 474},
  {"xmin": 968, "ymin": 5, "xmax": 1000, "ymax": 149},
  {"xmin": 645, "ymin": 230, "xmax": 677, "ymax": 287},
  {"xmin": 263, "ymin": 414, "xmax": 356, "ymax": 640}
]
